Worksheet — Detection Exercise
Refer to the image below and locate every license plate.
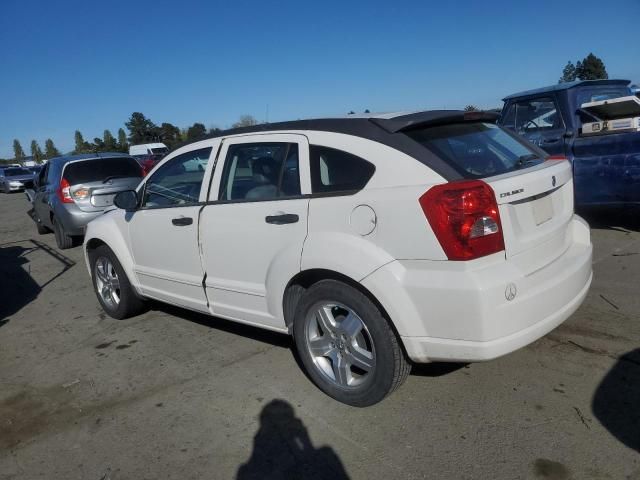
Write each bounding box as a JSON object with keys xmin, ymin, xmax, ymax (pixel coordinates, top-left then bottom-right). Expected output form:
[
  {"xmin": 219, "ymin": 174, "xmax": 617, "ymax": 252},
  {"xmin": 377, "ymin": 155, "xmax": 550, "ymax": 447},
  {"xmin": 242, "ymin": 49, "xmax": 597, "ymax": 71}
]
[
  {"xmin": 91, "ymin": 194, "xmax": 116, "ymax": 207},
  {"xmin": 533, "ymin": 195, "xmax": 553, "ymax": 225}
]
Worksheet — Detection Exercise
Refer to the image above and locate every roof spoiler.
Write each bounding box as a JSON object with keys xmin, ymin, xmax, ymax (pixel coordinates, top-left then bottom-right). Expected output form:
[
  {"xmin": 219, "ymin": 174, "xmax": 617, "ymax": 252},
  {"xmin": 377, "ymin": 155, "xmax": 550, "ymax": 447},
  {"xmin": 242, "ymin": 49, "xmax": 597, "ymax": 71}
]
[{"xmin": 369, "ymin": 110, "xmax": 500, "ymax": 133}]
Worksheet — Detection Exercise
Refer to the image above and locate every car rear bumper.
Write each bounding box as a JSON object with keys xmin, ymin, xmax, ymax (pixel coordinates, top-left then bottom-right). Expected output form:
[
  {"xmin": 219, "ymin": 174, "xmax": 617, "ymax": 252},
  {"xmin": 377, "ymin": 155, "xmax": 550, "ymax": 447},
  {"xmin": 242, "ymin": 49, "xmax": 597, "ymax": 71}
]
[{"xmin": 361, "ymin": 215, "xmax": 593, "ymax": 363}]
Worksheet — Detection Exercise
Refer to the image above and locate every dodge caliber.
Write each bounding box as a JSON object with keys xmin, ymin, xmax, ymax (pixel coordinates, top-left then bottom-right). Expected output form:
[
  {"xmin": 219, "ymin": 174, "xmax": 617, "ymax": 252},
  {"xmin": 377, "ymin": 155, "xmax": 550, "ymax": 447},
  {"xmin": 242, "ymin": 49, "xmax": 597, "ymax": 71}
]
[{"xmin": 83, "ymin": 111, "xmax": 593, "ymax": 406}]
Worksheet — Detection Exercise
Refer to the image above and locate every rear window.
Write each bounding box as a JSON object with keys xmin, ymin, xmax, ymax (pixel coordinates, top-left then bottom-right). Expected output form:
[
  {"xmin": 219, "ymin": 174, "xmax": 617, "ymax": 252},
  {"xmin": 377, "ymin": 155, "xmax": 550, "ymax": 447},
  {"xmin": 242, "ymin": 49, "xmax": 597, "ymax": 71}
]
[
  {"xmin": 63, "ymin": 157, "xmax": 142, "ymax": 185},
  {"xmin": 151, "ymin": 148, "xmax": 168, "ymax": 154},
  {"xmin": 404, "ymin": 122, "xmax": 544, "ymax": 179},
  {"xmin": 576, "ymin": 87, "xmax": 630, "ymax": 106},
  {"xmin": 309, "ymin": 146, "xmax": 375, "ymax": 193},
  {"xmin": 3, "ymin": 168, "xmax": 31, "ymax": 176}
]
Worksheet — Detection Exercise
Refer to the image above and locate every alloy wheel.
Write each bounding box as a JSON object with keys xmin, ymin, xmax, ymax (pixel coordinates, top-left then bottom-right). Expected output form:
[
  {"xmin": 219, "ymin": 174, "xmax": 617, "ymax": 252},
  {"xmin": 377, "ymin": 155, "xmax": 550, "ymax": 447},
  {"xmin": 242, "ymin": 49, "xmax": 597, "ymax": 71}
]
[
  {"xmin": 94, "ymin": 256, "xmax": 121, "ymax": 309},
  {"xmin": 304, "ymin": 302, "xmax": 376, "ymax": 388}
]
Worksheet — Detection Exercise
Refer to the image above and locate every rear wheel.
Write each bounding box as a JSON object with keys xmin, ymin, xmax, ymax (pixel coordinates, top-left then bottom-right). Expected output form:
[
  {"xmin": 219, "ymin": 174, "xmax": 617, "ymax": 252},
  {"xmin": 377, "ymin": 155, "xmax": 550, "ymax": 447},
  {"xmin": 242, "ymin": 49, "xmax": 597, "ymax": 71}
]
[
  {"xmin": 293, "ymin": 280, "xmax": 410, "ymax": 407},
  {"xmin": 52, "ymin": 217, "xmax": 74, "ymax": 249},
  {"xmin": 89, "ymin": 245, "xmax": 146, "ymax": 319}
]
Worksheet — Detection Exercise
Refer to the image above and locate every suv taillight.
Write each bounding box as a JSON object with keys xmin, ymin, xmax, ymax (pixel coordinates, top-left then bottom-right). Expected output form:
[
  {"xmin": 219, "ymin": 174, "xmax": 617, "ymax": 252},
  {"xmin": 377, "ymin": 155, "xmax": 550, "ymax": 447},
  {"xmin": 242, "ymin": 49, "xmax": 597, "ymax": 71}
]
[
  {"xmin": 57, "ymin": 177, "xmax": 74, "ymax": 204},
  {"xmin": 419, "ymin": 180, "xmax": 504, "ymax": 261}
]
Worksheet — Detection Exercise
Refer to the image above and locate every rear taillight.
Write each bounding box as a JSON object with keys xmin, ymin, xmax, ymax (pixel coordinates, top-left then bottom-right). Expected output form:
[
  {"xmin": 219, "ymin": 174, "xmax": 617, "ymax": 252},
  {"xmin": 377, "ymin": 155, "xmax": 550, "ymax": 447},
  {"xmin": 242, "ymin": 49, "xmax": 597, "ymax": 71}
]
[
  {"xmin": 419, "ymin": 180, "xmax": 504, "ymax": 261},
  {"xmin": 141, "ymin": 159, "xmax": 154, "ymax": 176},
  {"xmin": 57, "ymin": 178, "xmax": 74, "ymax": 204}
]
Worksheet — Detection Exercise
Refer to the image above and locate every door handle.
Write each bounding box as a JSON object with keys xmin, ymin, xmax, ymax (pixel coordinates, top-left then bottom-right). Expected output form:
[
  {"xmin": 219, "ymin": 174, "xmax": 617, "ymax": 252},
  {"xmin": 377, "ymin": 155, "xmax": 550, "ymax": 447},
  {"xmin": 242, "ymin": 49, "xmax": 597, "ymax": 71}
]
[
  {"xmin": 265, "ymin": 213, "xmax": 299, "ymax": 225},
  {"xmin": 172, "ymin": 216, "xmax": 193, "ymax": 226},
  {"xmin": 542, "ymin": 137, "xmax": 561, "ymax": 144}
]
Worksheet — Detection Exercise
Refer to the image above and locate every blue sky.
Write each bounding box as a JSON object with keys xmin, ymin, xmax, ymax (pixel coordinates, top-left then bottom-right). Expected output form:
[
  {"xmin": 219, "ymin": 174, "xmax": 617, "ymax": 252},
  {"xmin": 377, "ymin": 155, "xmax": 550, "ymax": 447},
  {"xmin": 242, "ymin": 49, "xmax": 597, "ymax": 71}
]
[{"xmin": 1, "ymin": 0, "xmax": 639, "ymax": 158}]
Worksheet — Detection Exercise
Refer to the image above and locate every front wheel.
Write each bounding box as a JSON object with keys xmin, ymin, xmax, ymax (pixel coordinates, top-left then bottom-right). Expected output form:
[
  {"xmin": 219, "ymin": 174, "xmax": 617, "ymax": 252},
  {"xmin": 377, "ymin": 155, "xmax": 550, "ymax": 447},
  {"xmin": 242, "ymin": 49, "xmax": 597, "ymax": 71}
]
[
  {"xmin": 89, "ymin": 245, "xmax": 147, "ymax": 319},
  {"xmin": 293, "ymin": 280, "xmax": 410, "ymax": 407}
]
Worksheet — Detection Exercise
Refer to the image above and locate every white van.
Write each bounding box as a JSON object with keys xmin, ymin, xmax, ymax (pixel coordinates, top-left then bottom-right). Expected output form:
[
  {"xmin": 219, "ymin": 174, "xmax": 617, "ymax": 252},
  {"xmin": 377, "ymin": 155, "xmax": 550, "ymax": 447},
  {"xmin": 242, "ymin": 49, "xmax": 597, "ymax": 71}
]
[{"xmin": 129, "ymin": 143, "xmax": 169, "ymax": 157}]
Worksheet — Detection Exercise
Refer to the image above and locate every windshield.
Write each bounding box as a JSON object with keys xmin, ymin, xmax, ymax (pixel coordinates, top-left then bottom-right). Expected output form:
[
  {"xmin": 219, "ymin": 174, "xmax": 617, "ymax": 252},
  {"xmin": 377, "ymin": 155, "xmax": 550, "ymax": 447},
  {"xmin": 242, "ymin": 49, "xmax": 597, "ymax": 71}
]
[
  {"xmin": 404, "ymin": 122, "xmax": 545, "ymax": 178},
  {"xmin": 4, "ymin": 167, "xmax": 31, "ymax": 176},
  {"xmin": 63, "ymin": 157, "xmax": 142, "ymax": 185}
]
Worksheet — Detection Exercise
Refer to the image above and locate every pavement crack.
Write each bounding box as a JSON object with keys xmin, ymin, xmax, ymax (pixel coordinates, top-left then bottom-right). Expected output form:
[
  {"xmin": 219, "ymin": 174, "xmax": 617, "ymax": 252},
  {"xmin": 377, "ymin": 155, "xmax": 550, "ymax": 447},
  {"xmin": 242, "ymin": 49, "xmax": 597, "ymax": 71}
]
[
  {"xmin": 599, "ymin": 294, "xmax": 619, "ymax": 310},
  {"xmin": 573, "ymin": 406, "xmax": 590, "ymax": 429}
]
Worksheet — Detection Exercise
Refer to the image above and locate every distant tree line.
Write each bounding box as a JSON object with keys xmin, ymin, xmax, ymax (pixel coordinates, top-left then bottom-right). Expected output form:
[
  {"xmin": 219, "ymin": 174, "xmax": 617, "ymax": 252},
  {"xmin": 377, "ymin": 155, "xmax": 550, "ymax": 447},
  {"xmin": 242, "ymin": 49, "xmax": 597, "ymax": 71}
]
[{"xmin": 4, "ymin": 113, "xmax": 260, "ymax": 164}]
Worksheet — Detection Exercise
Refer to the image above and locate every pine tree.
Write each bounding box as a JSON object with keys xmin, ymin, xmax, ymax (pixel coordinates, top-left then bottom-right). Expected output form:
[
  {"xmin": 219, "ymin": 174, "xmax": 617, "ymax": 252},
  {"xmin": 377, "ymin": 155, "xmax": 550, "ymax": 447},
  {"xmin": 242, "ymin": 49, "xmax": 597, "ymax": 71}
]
[
  {"xmin": 44, "ymin": 139, "xmax": 61, "ymax": 158},
  {"xmin": 103, "ymin": 130, "xmax": 117, "ymax": 151},
  {"xmin": 117, "ymin": 128, "xmax": 128, "ymax": 152},
  {"xmin": 74, "ymin": 130, "xmax": 89, "ymax": 154},
  {"xmin": 125, "ymin": 112, "xmax": 158, "ymax": 144},
  {"xmin": 30, "ymin": 140, "xmax": 43, "ymax": 163},
  {"xmin": 13, "ymin": 139, "xmax": 25, "ymax": 160},
  {"xmin": 575, "ymin": 53, "xmax": 608, "ymax": 80},
  {"xmin": 558, "ymin": 61, "xmax": 577, "ymax": 83}
]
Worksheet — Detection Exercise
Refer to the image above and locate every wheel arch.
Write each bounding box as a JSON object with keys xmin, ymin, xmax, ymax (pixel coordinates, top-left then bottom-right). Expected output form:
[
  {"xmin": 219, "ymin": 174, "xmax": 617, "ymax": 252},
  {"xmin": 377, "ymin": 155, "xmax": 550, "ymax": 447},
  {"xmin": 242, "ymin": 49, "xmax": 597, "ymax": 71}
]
[
  {"xmin": 83, "ymin": 215, "xmax": 139, "ymax": 293},
  {"xmin": 282, "ymin": 268, "xmax": 403, "ymax": 345}
]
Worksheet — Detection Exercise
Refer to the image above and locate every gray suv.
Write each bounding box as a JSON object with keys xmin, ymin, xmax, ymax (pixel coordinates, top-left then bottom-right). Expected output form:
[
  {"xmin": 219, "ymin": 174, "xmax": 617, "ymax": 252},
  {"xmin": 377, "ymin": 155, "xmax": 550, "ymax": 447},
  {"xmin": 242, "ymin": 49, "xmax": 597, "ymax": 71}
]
[{"xmin": 29, "ymin": 153, "xmax": 142, "ymax": 249}]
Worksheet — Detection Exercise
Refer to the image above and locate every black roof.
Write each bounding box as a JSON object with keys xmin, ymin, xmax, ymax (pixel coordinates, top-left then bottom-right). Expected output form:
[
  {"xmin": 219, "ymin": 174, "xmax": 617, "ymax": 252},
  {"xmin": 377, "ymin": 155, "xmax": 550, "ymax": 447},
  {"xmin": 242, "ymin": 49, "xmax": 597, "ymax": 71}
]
[
  {"xmin": 503, "ymin": 79, "xmax": 631, "ymax": 101},
  {"xmin": 180, "ymin": 110, "xmax": 501, "ymax": 181}
]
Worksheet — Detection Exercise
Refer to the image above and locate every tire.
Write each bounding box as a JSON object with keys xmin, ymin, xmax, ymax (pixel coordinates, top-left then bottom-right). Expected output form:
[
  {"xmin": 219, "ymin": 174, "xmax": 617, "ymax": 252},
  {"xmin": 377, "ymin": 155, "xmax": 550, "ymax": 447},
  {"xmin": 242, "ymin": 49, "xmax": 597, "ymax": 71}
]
[
  {"xmin": 52, "ymin": 216, "xmax": 74, "ymax": 249},
  {"xmin": 293, "ymin": 279, "xmax": 410, "ymax": 407},
  {"xmin": 89, "ymin": 244, "xmax": 146, "ymax": 319}
]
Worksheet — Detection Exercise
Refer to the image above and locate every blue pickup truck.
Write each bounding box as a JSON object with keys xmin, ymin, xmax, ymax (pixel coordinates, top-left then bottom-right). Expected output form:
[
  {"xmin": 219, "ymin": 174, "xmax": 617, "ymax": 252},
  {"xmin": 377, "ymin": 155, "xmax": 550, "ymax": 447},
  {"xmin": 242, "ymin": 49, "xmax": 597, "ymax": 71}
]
[{"xmin": 499, "ymin": 79, "xmax": 640, "ymax": 206}]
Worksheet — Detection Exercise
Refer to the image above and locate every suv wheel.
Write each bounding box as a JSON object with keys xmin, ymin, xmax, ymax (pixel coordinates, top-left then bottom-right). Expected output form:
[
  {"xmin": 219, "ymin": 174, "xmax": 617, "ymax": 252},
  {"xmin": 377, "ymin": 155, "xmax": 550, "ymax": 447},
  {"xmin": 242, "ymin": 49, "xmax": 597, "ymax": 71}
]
[
  {"xmin": 293, "ymin": 279, "xmax": 411, "ymax": 407},
  {"xmin": 89, "ymin": 245, "xmax": 146, "ymax": 319},
  {"xmin": 52, "ymin": 217, "xmax": 74, "ymax": 249}
]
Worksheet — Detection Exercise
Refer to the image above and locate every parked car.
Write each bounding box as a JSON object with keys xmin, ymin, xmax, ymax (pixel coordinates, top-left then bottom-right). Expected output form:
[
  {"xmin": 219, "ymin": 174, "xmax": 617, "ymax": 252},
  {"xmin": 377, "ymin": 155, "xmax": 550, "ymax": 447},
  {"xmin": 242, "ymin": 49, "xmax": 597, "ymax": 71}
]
[
  {"xmin": 28, "ymin": 165, "xmax": 43, "ymax": 175},
  {"xmin": 129, "ymin": 142, "xmax": 169, "ymax": 157},
  {"xmin": 0, "ymin": 166, "xmax": 35, "ymax": 192},
  {"xmin": 27, "ymin": 153, "xmax": 143, "ymax": 249},
  {"xmin": 84, "ymin": 111, "xmax": 593, "ymax": 406},
  {"xmin": 499, "ymin": 79, "xmax": 640, "ymax": 206},
  {"xmin": 133, "ymin": 153, "xmax": 166, "ymax": 176}
]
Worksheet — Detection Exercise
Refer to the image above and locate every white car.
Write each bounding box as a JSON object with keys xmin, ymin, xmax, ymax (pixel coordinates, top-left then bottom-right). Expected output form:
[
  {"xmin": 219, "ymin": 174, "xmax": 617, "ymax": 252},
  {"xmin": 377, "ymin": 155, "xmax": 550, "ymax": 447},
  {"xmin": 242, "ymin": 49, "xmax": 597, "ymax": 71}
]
[
  {"xmin": 84, "ymin": 111, "xmax": 593, "ymax": 406},
  {"xmin": 129, "ymin": 142, "xmax": 169, "ymax": 157}
]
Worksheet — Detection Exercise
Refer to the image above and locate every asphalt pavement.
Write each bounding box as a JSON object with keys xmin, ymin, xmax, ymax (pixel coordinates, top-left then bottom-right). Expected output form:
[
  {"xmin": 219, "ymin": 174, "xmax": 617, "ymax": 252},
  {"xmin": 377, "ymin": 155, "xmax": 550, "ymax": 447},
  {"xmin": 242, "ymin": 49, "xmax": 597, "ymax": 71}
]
[{"xmin": 1, "ymin": 191, "xmax": 639, "ymax": 479}]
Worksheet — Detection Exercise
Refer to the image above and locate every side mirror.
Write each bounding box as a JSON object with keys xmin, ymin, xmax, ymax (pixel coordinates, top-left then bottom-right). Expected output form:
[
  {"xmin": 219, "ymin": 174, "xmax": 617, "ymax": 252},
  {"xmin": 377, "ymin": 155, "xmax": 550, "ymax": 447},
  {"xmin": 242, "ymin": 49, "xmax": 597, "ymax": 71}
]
[{"xmin": 114, "ymin": 190, "xmax": 139, "ymax": 211}]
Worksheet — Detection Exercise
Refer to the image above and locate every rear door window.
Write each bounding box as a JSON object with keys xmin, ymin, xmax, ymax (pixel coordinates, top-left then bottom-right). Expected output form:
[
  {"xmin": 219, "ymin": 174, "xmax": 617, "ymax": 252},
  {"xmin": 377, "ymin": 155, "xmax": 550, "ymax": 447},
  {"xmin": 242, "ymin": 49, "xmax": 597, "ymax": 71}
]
[
  {"xmin": 405, "ymin": 122, "xmax": 545, "ymax": 178},
  {"xmin": 309, "ymin": 146, "xmax": 375, "ymax": 194},
  {"xmin": 64, "ymin": 157, "xmax": 142, "ymax": 185},
  {"xmin": 219, "ymin": 143, "xmax": 301, "ymax": 201}
]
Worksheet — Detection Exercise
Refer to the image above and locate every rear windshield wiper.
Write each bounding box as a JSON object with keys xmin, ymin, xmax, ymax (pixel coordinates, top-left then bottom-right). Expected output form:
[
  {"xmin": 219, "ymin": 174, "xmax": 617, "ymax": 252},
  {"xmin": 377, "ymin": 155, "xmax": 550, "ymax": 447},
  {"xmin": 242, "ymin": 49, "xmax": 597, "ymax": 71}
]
[
  {"xmin": 102, "ymin": 175, "xmax": 128, "ymax": 183},
  {"xmin": 515, "ymin": 154, "xmax": 540, "ymax": 168}
]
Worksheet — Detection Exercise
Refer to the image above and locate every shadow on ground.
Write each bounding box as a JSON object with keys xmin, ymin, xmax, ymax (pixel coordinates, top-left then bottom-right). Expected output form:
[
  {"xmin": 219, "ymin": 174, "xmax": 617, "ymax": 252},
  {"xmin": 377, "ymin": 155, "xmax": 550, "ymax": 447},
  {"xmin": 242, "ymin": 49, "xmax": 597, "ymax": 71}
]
[
  {"xmin": 592, "ymin": 349, "xmax": 640, "ymax": 452},
  {"xmin": 236, "ymin": 399, "xmax": 349, "ymax": 480},
  {"xmin": 411, "ymin": 362, "xmax": 467, "ymax": 377},
  {"xmin": 0, "ymin": 240, "xmax": 75, "ymax": 324},
  {"xmin": 0, "ymin": 244, "xmax": 40, "ymax": 323},
  {"xmin": 578, "ymin": 207, "xmax": 640, "ymax": 233}
]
